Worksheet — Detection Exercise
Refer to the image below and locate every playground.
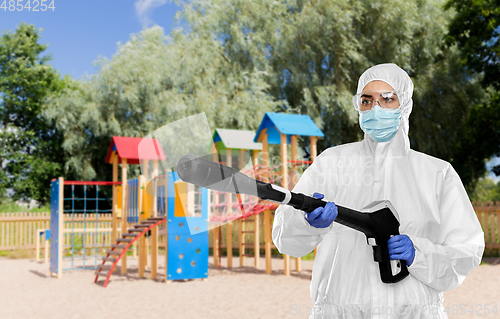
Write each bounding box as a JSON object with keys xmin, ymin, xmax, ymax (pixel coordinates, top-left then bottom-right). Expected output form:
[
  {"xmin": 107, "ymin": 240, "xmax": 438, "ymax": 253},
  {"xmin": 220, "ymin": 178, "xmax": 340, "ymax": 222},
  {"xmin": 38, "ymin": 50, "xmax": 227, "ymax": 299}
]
[
  {"xmin": 36, "ymin": 112, "xmax": 325, "ymax": 287},
  {"xmin": 1, "ymin": 111, "xmax": 499, "ymax": 318},
  {"xmin": 2, "ymin": 3, "xmax": 500, "ymax": 318}
]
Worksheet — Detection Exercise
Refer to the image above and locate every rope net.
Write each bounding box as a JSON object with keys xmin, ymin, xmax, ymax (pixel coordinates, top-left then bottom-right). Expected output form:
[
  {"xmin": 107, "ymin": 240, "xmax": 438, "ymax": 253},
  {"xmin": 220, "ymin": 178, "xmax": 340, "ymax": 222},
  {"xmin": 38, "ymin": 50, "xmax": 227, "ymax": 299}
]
[
  {"xmin": 207, "ymin": 160, "xmax": 311, "ymax": 223},
  {"xmin": 62, "ymin": 182, "xmax": 115, "ymax": 271}
]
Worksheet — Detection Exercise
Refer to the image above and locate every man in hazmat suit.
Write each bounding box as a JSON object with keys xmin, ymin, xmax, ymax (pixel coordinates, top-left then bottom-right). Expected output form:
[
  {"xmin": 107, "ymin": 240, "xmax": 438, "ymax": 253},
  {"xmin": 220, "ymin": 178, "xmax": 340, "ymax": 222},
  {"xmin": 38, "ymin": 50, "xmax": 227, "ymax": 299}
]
[{"xmin": 272, "ymin": 63, "xmax": 485, "ymax": 318}]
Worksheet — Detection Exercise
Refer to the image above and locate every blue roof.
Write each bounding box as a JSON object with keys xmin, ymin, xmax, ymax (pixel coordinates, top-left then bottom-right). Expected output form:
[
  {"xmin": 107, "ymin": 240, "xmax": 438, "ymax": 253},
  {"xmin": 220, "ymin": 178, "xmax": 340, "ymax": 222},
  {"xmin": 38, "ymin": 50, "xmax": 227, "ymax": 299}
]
[{"xmin": 254, "ymin": 112, "xmax": 324, "ymax": 144}]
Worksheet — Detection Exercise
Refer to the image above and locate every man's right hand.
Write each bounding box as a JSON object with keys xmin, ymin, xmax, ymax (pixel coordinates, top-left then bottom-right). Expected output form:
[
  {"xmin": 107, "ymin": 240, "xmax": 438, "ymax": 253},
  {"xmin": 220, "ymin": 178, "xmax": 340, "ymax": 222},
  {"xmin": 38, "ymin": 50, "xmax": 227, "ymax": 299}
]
[{"xmin": 305, "ymin": 192, "xmax": 338, "ymax": 228}]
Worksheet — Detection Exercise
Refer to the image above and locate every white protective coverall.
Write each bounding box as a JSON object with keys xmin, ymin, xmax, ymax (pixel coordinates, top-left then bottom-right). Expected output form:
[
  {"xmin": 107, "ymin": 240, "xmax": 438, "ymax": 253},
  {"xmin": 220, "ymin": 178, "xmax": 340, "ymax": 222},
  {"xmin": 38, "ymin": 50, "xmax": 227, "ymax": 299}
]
[{"xmin": 272, "ymin": 63, "xmax": 485, "ymax": 319}]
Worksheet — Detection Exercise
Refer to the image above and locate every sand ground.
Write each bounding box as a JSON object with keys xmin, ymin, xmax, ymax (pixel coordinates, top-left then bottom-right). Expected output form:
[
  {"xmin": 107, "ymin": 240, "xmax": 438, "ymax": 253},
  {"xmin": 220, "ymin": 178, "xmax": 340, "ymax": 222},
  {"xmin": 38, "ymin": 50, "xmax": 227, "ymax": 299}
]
[{"xmin": 0, "ymin": 256, "xmax": 499, "ymax": 319}]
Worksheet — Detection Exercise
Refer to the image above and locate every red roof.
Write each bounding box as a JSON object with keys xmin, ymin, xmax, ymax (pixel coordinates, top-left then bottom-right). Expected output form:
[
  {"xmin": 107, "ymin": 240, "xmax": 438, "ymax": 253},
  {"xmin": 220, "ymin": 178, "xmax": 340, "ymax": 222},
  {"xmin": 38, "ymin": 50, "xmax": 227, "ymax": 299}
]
[{"xmin": 106, "ymin": 136, "xmax": 166, "ymax": 165}]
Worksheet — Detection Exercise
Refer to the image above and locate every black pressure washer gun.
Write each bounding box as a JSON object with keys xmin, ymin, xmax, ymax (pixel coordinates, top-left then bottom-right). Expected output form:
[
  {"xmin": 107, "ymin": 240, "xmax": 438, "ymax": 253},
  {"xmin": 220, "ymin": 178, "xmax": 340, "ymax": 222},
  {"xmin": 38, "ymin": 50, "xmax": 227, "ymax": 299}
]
[{"xmin": 176, "ymin": 155, "xmax": 409, "ymax": 284}]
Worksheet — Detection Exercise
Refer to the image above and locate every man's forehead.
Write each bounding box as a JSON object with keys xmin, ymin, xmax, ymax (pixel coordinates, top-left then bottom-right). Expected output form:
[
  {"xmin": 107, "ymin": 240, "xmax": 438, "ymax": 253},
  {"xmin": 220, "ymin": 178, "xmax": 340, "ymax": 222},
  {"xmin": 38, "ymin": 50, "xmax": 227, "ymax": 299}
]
[{"xmin": 362, "ymin": 80, "xmax": 395, "ymax": 91}]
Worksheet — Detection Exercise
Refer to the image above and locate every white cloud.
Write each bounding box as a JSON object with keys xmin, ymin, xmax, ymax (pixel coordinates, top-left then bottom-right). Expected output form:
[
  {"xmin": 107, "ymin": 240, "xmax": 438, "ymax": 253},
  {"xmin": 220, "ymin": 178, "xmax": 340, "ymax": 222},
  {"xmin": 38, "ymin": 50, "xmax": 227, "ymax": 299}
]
[{"xmin": 135, "ymin": 0, "xmax": 169, "ymax": 26}]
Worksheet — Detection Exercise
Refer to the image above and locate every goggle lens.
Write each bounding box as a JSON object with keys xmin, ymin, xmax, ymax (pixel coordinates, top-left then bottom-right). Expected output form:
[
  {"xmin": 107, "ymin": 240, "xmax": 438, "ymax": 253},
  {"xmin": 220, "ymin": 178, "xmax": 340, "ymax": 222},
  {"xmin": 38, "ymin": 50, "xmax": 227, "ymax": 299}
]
[{"xmin": 354, "ymin": 91, "xmax": 401, "ymax": 111}]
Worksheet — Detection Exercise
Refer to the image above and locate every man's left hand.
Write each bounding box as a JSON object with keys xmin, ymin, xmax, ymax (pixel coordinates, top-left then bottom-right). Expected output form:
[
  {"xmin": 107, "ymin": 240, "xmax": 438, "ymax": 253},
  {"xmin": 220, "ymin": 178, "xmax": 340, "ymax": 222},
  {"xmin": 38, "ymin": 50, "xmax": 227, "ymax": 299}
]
[{"xmin": 387, "ymin": 234, "xmax": 415, "ymax": 266}]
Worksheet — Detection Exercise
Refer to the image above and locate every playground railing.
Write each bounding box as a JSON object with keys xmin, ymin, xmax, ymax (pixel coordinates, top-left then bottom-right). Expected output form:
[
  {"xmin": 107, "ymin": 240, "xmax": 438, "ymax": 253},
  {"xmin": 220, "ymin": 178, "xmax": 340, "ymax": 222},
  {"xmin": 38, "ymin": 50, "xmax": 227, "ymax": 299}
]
[{"xmin": 474, "ymin": 201, "xmax": 500, "ymax": 256}]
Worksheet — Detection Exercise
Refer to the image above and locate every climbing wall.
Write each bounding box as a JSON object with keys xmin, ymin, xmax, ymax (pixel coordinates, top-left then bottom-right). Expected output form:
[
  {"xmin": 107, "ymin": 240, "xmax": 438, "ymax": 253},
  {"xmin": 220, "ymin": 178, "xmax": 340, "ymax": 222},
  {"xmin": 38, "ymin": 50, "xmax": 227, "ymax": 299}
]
[{"xmin": 166, "ymin": 172, "xmax": 208, "ymax": 280}]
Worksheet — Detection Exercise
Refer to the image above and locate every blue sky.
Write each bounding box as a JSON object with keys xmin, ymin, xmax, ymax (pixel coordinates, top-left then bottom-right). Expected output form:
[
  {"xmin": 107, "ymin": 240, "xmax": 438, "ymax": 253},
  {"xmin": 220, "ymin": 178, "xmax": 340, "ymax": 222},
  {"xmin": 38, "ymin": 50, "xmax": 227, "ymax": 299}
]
[{"xmin": 0, "ymin": 0, "xmax": 182, "ymax": 79}]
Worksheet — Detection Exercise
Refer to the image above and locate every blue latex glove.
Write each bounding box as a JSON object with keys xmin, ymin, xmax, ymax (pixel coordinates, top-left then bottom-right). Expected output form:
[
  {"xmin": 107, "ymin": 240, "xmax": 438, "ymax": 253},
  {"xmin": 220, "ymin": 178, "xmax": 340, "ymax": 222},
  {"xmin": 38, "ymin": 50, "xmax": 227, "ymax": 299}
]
[
  {"xmin": 304, "ymin": 192, "xmax": 338, "ymax": 228},
  {"xmin": 387, "ymin": 234, "xmax": 415, "ymax": 266}
]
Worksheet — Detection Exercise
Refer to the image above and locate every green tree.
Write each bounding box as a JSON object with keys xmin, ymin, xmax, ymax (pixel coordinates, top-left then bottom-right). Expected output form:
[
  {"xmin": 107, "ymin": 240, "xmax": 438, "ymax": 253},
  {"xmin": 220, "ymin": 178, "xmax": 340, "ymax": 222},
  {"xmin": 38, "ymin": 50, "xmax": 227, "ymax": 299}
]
[
  {"xmin": 445, "ymin": 0, "xmax": 499, "ymax": 89},
  {"xmin": 48, "ymin": 0, "xmax": 489, "ymax": 194},
  {"xmin": 452, "ymin": 92, "xmax": 500, "ymax": 189},
  {"xmin": 444, "ymin": 0, "xmax": 500, "ymax": 187},
  {"xmin": 44, "ymin": 26, "xmax": 277, "ymax": 182},
  {"xmin": 180, "ymin": 0, "xmax": 487, "ymax": 190},
  {"xmin": 0, "ymin": 23, "xmax": 70, "ymax": 204},
  {"xmin": 469, "ymin": 177, "xmax": 500, "ymax": 203}
]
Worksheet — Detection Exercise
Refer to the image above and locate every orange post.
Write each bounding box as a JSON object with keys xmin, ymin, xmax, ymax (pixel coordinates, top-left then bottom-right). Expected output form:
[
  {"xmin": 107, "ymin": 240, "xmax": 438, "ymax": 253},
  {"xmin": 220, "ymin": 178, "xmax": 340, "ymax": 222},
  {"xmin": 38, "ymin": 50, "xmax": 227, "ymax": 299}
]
[
  {"xmin": 212, "ymin": 151, "xmax": 220, "ymax": 267},
  {"xmin": 281, "ymin": 133, "xmax": 290, "ymax": 276},
  {"xmin": 290, "ymin": 135, "xmax": 301, "ymax": 272},
  {"xmin": 151, "ymin": 160, "xmax": 159, "ymax": 280},
  {"xmin": 138, "ymin": 175, "xmax": 147, "ymax": 278},
  {"xmin": 258, "ymin": 129, "xmax": 272, "ymax": 275},
  {"xmin": 310, "ymin": 136, "xmax": 320, "ymax": 259},
  {"xmin": 121, "ymin": 158, "xmax": 128, "ymax": 275},
  {"xmin": 226, "ymin": 149, "xmax": 233, "ymax": 268}
]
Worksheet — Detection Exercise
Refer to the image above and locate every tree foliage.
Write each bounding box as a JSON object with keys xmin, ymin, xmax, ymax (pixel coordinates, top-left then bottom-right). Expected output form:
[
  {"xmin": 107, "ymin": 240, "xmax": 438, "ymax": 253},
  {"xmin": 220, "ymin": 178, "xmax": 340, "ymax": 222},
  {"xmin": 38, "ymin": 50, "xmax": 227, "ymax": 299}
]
[
  {"xmin": 44, "ymin": 26, "xmax": 278, "ymax": 182},
  {"xmin": 0, "ymin": 23, "xmax": 70, "ymax": 204},
  {"xmin": 470, "ymin": 177, "xmax": 500, "ymax": 203},
  {"xmin": 444, "ymin": 0, "xmax": 500, "ymax": 185},
  {"xmin": 180, "ymin": 0, "xmax": 487, "ymax": 190},
  {"xmin": 452, "ymin": 91, "xmax": 500, "ymax": 188},
  {"xmin": 46, "ymin": 0, "xmax": 490, "ymax": 194},
  {"xmin": 445, "ymin": 0, "xmax": 499, "ymax": 89}
]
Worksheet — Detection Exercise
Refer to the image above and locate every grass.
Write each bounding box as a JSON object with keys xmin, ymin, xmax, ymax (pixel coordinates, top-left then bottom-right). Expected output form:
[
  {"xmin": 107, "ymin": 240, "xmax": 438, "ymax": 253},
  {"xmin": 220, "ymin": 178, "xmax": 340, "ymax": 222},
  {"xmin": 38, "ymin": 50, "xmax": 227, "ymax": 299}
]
[
  {"xmin": 0, "ymin": 249, "xmax": 35, "ymax": 259},
  {"xmin": 0, "ymin": 200, "xmax": 50, "ymax": 213},
  {"xmin": 302, "ymin": 251, "xmax": 316, "ymax": 261}
]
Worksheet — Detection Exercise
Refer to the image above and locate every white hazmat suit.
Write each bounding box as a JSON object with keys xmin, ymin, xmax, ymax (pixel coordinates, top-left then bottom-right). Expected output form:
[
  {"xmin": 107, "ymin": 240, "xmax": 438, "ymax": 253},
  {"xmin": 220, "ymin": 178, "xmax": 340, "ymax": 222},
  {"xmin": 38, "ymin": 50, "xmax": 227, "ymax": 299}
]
[{"xmin": 272, "ymin": 64, "xmax": 485, "ymax": 319}]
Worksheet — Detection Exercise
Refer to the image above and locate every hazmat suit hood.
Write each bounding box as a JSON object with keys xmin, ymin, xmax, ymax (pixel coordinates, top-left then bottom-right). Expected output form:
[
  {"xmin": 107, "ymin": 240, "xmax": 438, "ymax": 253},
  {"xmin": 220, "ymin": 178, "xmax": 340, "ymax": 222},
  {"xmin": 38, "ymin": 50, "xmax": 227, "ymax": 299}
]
[{"xmin": 354, "ymin": 63, "xmax": 414, "ymax": 156}]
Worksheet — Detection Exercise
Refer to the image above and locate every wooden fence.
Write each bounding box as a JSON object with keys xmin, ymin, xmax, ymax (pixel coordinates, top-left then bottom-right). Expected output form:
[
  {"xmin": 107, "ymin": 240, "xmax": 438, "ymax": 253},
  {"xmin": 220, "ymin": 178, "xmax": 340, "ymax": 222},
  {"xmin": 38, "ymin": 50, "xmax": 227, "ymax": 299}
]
[
  {"xmin": 473, "ymin": 202, "xmax": 500, "ymax": 255},
  {"xmin": 0, "ymin": 212, "xmax": 51, "ymax": 251},
  {"xmin": 208, "ymin": 214, "xmax": 273, "ymax": 250},
  {"xmin": 1, "ymin": 203, "xmax": 499, "ymax": 256},
  {"xmin": 0, "ymin": 212, "xmax": 115, "ymax": 252},
  {"xmin": 60, "ymin": 214, "xmax": 114, "ymax": 253}
]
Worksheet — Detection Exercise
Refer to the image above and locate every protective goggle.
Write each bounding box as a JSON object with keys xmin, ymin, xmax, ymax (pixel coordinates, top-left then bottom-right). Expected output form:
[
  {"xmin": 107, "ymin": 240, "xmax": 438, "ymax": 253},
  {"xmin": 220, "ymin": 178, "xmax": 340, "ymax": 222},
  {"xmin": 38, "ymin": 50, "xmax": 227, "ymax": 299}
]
[{"xmin": 353, "ymin": 90, "xmax": 401, "ymax": 112}]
